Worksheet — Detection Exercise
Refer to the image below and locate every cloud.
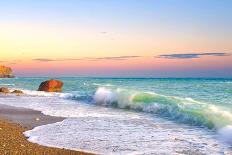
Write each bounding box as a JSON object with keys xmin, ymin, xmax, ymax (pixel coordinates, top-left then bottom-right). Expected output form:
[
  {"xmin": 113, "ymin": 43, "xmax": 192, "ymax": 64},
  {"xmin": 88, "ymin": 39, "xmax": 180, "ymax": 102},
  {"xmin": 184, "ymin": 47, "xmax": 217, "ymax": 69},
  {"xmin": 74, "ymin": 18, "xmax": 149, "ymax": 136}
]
[
  {"xmin": 90, "ymin": 56, "xmax": 141, "ymax": 61},
  {"xmin": 100, "ymin": 32, "xmax": 108, "ymax": 34},
  {"xmin": 0, "ymin": 60, "xmax": 21, "ymax": 65},
  {"xmin": 33, "ymin": 58, "xmax": 83, "ymax": 62},
  {"xmin": 33, "ymin": 58, "xmax": 58, "ymax": 62},
  {"xmin": 158, "ymin": 52, "xmax": 230, "ymax": 59},
  {"xmin": 33, "ymin": 56, "xmax": 141, "ymax": 62}
]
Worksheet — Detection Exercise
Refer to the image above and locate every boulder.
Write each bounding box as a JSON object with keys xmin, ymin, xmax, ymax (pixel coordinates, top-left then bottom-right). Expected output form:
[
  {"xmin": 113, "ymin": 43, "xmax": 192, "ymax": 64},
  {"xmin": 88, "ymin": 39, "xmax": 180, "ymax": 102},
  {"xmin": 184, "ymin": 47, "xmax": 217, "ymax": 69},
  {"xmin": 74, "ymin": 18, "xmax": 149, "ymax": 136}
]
[
  {"xmin": 11, "ymin": 90, "xmax": 23, "ymax": 95},
  {"xmin": 0, "ymin": 87, "xmax": 10, "ymax": 93},
  {"xmin": 38, "ymin": 79, "xmax": 63, "ymax": 92},
  {"xmin": 0, "ymin": 65, "xmax": 15, "ymax": 78}
]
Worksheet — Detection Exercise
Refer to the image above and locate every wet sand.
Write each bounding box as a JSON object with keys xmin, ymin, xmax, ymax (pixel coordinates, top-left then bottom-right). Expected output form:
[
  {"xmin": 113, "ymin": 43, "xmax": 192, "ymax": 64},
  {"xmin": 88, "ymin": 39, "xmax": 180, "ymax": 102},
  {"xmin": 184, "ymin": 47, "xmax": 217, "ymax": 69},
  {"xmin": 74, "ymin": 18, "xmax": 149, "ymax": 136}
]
[{"xmin": 0, "ymin": 104, "xmax": 96, "ymax": 155}]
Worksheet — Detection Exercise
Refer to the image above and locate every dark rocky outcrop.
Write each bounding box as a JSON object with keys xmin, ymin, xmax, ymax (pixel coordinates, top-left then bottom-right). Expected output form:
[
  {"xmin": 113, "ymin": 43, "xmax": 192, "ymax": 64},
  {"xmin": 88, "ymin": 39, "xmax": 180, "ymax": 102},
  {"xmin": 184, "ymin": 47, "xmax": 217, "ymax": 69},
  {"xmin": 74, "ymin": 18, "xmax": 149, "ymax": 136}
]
[
  {"xmin": 11, "ymin": 90, "xmax": 24, "ymax": 95},
  {"xmin": 0, "ymin": 87, "xmax": 24, "ymax": 95},
  {"xmin": 0, "ymin": 87, "xmax": 10, "ymax": 93},
  {"xmin": 38, "ymin": 79, "xmax": 63, "ymax": 92}
]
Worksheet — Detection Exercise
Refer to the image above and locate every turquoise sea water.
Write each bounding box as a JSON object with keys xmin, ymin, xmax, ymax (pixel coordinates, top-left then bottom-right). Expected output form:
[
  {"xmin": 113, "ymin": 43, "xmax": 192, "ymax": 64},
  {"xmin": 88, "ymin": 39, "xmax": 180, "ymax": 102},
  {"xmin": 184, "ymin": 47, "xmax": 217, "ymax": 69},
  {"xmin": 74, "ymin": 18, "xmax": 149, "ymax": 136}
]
[{"xmin": 1, "ymin": 77, "xmax": 232, "ymax": 154}]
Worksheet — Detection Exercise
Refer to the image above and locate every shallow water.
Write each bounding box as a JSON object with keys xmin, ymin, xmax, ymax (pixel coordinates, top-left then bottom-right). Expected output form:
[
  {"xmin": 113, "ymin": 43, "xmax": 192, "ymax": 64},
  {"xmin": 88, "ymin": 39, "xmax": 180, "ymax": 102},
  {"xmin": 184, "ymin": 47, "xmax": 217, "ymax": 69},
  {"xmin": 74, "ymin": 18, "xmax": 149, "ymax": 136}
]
[{"xmin": 0, "ymin": 77, "xmax": 232, "ymax": 154}]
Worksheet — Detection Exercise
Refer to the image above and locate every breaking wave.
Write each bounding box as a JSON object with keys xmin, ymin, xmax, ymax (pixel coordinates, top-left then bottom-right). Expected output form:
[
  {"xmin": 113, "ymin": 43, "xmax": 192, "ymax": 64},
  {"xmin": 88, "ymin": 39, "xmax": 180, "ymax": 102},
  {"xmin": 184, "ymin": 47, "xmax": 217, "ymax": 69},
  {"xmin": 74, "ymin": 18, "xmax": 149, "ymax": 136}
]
[
  {"xmin": 93, "ymin": 87, "xmax": 232, "ymax": 145},
  {"xmin": 93, "ymin": 87, "xmax": 232, "ymax": 130}
]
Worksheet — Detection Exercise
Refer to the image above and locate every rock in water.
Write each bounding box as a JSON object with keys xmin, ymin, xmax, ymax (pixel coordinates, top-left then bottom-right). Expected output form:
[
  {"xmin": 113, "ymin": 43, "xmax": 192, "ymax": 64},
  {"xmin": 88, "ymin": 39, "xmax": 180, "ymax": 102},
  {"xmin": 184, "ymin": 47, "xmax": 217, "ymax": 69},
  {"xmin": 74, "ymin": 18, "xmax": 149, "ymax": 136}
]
[
  {"xmin": 0, "ymin": 87, "xmax": 10, "ymax": 93},
  {"xmin": 11, "ymin": 90, "xmax": 24, "ymax": 95},
  {"xmin": 38, "ymin": 79, "xmax": 63, "ymax": 92},
  {"xmin": 0, "ymin": 65, "xmax": 15, "ymax": 78}
]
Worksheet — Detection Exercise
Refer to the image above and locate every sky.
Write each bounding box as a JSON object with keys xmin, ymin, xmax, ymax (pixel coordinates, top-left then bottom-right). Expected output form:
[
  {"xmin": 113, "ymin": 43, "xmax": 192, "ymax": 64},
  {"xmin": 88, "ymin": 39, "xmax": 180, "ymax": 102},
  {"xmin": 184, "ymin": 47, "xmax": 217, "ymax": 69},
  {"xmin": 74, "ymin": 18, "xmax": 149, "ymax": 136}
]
[{"xmin": 0, "ymin": 0, "xmax": 232, "ymax": 77}]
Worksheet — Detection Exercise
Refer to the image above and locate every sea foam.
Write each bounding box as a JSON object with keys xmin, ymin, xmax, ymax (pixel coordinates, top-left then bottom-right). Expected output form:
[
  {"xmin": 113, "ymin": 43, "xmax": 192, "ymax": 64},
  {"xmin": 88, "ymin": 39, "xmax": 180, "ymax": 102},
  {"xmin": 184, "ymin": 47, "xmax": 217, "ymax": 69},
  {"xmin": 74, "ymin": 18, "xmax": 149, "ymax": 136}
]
[
  {"xmin": 94, "ymin": 87, "xmax": 117, "ymax": 106},
  {"xmin": 218, "ymin": 125, "xmax": 232, "ymax": 145},
  {"xmin": 24, "ymin": 115, "xmax": 226, "ymax": 155}
]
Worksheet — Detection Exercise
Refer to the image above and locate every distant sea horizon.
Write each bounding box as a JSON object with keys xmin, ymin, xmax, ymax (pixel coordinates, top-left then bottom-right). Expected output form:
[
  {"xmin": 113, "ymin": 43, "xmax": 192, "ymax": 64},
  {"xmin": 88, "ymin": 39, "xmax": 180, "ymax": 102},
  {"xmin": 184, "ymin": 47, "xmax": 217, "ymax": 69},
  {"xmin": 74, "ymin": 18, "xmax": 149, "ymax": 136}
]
[{"xmin": 10, "ymin": 76, "xmax": 232, "ymax": 79}]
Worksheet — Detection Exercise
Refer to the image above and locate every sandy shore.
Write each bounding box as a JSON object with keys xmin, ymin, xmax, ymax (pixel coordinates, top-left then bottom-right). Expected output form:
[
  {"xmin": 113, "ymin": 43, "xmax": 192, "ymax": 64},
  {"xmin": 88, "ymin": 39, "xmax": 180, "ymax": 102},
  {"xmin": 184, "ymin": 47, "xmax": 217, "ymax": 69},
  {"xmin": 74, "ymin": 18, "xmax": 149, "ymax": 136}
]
[{"xmin": 0, "ymin": 104, "xmax": 96, "ymax": 155}]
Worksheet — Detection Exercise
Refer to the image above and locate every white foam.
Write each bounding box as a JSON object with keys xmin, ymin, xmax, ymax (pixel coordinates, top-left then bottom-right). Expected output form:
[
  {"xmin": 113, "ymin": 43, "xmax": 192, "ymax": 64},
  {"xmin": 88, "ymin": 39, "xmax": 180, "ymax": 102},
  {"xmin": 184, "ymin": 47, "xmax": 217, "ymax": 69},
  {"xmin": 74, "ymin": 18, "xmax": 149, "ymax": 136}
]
[
  {"xmin": 7, "ymin": 88, "xmax": 80, "ymax": 101},
  {"xmin": 24, "ymin": 116, "xmax": 228, "ymax": 155},
  {"xmin": 92, "ymin": 83, "xmax": 114, "ymax": 87},
  {"xmin": 94, "ymin": 87, "xmax": 117, "ymax": 106},
  {"xmin": 218, "ymin": 125, "xmax": 232, "ymax": 145},
  {"xmin": 21, "ymin": 89, "xmax": 74, "ymax": 98},
  {"xmin": 0, "ymin": 94, "xmax": 140, "ymax": 119}
]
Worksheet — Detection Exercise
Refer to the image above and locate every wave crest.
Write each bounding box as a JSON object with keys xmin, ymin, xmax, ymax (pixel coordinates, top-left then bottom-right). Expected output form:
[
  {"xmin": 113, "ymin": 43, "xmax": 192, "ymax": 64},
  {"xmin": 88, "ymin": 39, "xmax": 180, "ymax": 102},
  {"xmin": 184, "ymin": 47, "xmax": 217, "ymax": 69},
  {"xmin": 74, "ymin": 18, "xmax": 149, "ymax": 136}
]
[{"xmin": 93, "ymin": 87, "xmax": 232, "ymax": 129}]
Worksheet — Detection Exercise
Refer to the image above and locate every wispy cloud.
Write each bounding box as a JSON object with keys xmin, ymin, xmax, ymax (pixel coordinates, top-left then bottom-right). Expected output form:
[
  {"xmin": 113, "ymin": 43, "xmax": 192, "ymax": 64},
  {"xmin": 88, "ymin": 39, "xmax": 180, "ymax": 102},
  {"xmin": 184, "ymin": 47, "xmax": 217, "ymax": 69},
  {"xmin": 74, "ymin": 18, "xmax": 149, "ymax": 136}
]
[
  {"xmin": 90, "ymin": 56, "xmax": 141, "ymax": 61},
  {"xmin": 157, "ymin": 52, "xmax": 230, "ymax": 59},
  {"xmin": 33, "ymin": 56, "xmax": 141, "ymax": 62},
  {"xmin": 32, "ymin": 58, "xmax": 83, "ymax": 62},
  {"xmin": 33, "ymin": 58, "xmax": 57, "ymax": 62},
  {"xmin": 0, "ymin": 60, "xmax": 21, "ymax": 65},
  {"xmin": 100, "ymin": 32, "xmax": 108, "ymax": 34}
]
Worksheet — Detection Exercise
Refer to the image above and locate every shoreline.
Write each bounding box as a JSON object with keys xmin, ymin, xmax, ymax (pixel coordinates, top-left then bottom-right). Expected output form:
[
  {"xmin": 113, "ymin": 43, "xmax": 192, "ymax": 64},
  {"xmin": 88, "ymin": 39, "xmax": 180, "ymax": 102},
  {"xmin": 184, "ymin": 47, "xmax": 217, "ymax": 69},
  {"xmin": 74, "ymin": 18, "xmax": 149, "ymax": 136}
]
[{"xmin": 0, "ymin": 104, "xmax": 96, "ymax": 155}]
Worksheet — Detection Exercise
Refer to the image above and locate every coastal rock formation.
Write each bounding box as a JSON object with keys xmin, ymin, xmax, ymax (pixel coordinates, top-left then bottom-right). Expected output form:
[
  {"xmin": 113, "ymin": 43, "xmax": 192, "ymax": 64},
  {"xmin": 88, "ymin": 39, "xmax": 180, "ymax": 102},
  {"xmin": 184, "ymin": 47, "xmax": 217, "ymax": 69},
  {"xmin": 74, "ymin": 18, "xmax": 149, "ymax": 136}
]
[
  {"xmin": 38, "ymin": 79, "xmax": 63, "ymax": 92},
  {"xmin": 11, "ymin": 90, "xmax": 24, "ymax": 95},
  {"xmin": 0, "ymin": 87, "xmax": 10, "ymax": 93},
  {"xmin": 0, "ymin": 65, "xmax": 14, "ymax": 78},
  {"xmin": 0, "ymin": 88, "xmax": 24, "ymax": 95}
]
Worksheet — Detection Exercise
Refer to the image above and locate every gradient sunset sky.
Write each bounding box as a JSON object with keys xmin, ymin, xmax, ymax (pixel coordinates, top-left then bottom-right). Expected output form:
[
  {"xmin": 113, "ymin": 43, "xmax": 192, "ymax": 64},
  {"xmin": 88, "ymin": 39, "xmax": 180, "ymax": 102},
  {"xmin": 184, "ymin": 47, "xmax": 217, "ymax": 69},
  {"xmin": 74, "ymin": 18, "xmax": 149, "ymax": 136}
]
[{"xmin": 0, "ymin": 0, "xmax": 232, "ymax": 77}]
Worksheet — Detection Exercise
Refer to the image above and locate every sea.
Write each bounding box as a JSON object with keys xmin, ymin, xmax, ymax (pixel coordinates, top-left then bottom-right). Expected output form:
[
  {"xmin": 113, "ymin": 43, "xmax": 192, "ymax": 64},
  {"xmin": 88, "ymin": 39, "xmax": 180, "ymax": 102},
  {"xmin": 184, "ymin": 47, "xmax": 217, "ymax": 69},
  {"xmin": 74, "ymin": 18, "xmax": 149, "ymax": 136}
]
[{"xmin": 0, "ymin": 77, "xmax": 232, "ymax": 155}]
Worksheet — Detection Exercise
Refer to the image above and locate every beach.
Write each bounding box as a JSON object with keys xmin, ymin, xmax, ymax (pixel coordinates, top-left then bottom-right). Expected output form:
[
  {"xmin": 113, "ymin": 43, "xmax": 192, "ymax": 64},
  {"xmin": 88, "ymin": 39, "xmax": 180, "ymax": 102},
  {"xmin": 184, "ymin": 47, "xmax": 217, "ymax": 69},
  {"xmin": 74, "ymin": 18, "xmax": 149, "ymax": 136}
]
[
  {"xmin": 0, "ymin": 104, "xmax": 94, "ymax": 155},
  {"xmin": 0, "ymin": 0, "xmax": 231, "ymax": 154}
]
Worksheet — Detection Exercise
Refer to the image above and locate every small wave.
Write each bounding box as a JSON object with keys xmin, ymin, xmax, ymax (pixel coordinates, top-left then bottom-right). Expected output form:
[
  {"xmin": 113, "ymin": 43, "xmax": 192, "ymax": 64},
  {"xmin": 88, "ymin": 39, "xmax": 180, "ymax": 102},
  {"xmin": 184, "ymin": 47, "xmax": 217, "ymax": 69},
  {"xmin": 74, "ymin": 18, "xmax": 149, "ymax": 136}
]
[
  {"xmin": 0, "ymin": 83, "xmax": 15, "ymax": 86},
  {"xmin": 9, "ymin": 88, "xmax": 79, "ymax": 100},
  {"xmin": 92, "ymin": 83, "xmax": 114, "ymax": 87},
  {"xmin": 7, "ymin": 87, "xmax": 91, "ymax": 105},
  {"xmin": 92, "ymin": 83, "xmax": 101, "ymax": 86}
]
